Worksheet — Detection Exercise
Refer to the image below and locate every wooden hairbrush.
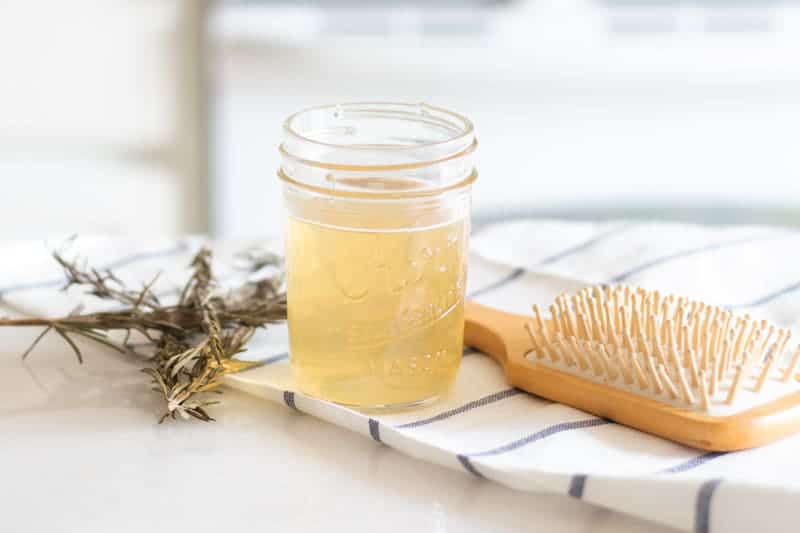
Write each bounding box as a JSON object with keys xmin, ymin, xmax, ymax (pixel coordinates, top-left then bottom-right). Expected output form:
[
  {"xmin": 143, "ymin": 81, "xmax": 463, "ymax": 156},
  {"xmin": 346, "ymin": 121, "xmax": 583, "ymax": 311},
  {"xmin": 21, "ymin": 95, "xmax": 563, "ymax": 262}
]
[{"xmin": 464, "ymin": 285, "xmax": 800, "ymax": 451}]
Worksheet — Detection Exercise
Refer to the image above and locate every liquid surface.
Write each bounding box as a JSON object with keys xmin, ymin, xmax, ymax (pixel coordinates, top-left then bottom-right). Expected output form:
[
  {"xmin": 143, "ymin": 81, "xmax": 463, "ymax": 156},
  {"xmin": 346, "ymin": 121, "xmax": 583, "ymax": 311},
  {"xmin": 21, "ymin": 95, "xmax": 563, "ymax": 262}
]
[{"xmin": 287, "ymin": 214, "xmax": 468, "ymax": 407}]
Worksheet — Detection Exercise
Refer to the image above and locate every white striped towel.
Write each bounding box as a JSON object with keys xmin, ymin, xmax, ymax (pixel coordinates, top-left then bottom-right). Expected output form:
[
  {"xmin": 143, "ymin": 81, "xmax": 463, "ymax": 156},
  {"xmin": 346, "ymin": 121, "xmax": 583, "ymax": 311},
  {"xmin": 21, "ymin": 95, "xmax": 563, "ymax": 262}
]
[{"xmin": 3, "ymin": 220, "xmax": 800, "ymax": 533}]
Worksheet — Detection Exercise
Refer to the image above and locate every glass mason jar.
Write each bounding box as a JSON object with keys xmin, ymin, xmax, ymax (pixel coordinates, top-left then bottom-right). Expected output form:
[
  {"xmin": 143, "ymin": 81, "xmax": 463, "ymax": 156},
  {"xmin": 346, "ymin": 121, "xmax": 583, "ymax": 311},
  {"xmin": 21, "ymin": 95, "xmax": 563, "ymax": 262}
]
[{"xmin": 278, "ymin": 102, "xmax": 477, "ymax": 409}]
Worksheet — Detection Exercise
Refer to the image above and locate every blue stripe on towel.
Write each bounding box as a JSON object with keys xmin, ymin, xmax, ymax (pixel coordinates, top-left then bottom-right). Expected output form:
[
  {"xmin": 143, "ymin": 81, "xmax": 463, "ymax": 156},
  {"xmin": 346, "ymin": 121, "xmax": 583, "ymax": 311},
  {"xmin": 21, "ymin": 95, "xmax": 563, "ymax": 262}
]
[
  {"xmin": 662, "ymin": 452, "xmax": 727, "ymax": 474},
  {"xmin": 368, "ymin": 419, "xmax": 382, "ymax": 443},
  {"xmin": 454, "ymin": 419, "xmax": 609, "ymax": 476},
  {"xmin": 468, "ymin": 268, "xmax": 525, "ymax": 299},
  {"xmin": 396, "ymin": 388, "xmax": 523, "ymax": 429},
  {"xmin": 457, "ymin": 455, "xmax": 484, "ymax": 478},
  {"xmin": 0, "ymin": 241, "xmax": 190, "ymax": 296},
  {"xmin": 467, "ymin": 418, "xmax": 610, "ymax": 458},
  {"xmin": 729, "ymin": 280, "xmax": 800, "ymax": 310},
  {"xmin": 255, "ymin": 352, "xmax": 289, "ymax": 365},
  {"xmin": 568, "ymin": 474, "xmax": 588, "ymax": 498},
  {"xmin": 468, "ymin": 223, "xmax": 635, "ymax": 299},
  {"xmin": 538, "ymin": 223, "xmax": 636, "ymax": 266},
  {"xmin": 608, "ymin": 232, "xmax": 781, "ymax": 283},
  {"xmin": 283, "ymin": 390, "xmax": 298, "ymax": 411},
  {"xmin": 694, "ymin": 479, "xmax": 723, "ymax": 533}
]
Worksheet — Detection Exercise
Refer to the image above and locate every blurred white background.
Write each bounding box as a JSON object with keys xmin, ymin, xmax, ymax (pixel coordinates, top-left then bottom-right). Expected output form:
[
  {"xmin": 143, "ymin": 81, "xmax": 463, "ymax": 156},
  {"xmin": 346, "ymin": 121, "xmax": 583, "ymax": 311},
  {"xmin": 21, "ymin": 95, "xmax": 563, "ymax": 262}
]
[
  {"xmin": 1, "ymin": 0, "xmax": 799, "ymax": 240},
  {"xmin": 0, "ymin": 0, "xmax": 206, "ymax": 239}
]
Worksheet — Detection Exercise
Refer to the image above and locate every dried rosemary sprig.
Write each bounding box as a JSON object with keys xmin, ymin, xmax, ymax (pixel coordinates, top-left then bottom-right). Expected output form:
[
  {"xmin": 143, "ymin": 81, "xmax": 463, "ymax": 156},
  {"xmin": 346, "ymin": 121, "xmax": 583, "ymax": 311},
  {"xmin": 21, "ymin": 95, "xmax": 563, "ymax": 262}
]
[{"xmin": 0, "ymin": 247, "xmax": 287, "ymax": 422}]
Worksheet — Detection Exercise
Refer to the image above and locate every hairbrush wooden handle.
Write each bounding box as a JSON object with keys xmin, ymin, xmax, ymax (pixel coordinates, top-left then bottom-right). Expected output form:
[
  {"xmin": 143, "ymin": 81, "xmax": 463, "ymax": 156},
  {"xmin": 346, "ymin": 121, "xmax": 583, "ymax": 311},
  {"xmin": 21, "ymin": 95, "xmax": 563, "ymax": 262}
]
[{"xmin": 464, "ymin": 301, "xmax": 527, "ymax": 368}]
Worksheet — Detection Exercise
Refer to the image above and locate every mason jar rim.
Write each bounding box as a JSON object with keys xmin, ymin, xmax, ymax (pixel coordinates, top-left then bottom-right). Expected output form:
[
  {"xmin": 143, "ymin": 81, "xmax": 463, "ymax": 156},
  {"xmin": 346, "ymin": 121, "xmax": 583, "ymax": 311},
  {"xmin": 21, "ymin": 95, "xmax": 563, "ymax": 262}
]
[
  {"xmin": 282, "ymin": 101, "xmax": 475, "ymax": 154},
  {"xmin": 279, "ymin": 101, "xmax": 477, "ymax": 200}
]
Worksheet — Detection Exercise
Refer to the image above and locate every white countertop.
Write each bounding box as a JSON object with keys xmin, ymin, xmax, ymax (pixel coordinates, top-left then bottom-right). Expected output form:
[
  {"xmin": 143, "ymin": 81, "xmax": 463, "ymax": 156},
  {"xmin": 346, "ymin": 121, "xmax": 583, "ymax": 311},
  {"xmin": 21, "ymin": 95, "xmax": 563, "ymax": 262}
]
[{"xmin": 0, "ymin": 328, "xmax": 677, "ymax": 533}]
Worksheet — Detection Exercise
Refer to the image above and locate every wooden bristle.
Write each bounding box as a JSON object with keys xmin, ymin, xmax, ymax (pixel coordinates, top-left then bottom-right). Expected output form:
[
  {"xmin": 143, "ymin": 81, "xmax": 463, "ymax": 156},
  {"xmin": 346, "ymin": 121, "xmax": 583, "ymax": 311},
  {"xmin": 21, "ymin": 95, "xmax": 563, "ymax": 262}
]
[
  {"xmin": 658, "ymin": 364, "xmax": 679, "ymax": 400},
  {"xmin": 709, "ymin": 356, "xmax": 718, "ymax": 396},
  {"xmin": 569, "ymin": 336, "xmax": 588, "ymax": 371},
  {"xmin": 549, "ymin": 335, "xmax": 565, "ymax": 364},
  {"xmin": 755, "ymin": 329, "xmax": 788, "ymax": 392},
  {"xmin": 615, "ymin": 347, "xmax": 633, "ymax": 385},
  {"xmin": 755, "ymin": 353, "xmax": 775, "ymax": 392},
  {"xmin": 524, "ymin": 321, "xmax": 540, "ymax": 354},
  {"xmin": 742, "ymin": 320, "xmax": 759, "ymax": 365},
  {"xmin": 598, "ymin": 344, "xmax": 619, "ymax": 381},
  {"xmin": 528, "ymin": 284, "xmax": 798, "ymax": 412},
  {"xmin": 681, "ymin": 325, "xmax": 691, "ymax": 368},
  {"xmin": 631, "ymin": 354, "xmax": 649, "ymax": 390},
  {"xmin": 645, "ymin": 347, "xmax": 664, "ymax": 394},
  {"xmin": 554, "ymin": 333, "xmax": 575, "ymax": 366},
  {"xmin": 726, "ymin": 364, "xmax": 746, "ymax": 405},
  {"xmin": 549, "ymin": 304, "xmax": 561, "ymax": 337},
  {"xmin": 588, "ymin": 298, "xmax": 603, "ymax": 343},
  {"xmin": 698, "ymin": 370, "xmax": 711, "ymax": 410},
  {"xmin": 532, "ymin": 305, "xmax": 548, "ymax": 341},
  {"xmin": 718, "ymin": 336, "xmax": 731, "ymax": 382},
  {"xmin": 782, "ymin": 345, "xmax": 800, "ymax": 383},
  {"xmin": 687, "ymin": 348, "xmax": 700, "ymax": 388},
  {"xmin": 676, "ymin": 365, "xmax": 695, "ymax": 405}
]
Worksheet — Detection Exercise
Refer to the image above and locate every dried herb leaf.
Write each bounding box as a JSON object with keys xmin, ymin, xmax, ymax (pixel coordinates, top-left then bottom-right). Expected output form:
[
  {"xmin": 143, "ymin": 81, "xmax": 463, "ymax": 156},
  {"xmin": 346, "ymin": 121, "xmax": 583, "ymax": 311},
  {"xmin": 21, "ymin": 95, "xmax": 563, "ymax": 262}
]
[{"xmin": 0, "ymin": 246, "xmax": 287, "ymax": 422}]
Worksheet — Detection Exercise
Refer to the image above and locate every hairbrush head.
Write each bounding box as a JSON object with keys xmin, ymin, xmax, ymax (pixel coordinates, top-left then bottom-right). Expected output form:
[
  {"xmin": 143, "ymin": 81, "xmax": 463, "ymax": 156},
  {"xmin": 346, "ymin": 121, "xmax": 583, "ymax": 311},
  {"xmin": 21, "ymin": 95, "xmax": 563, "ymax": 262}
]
[{"xmin": 524, "ymin": 285, "xmax": 798, "ymax": 416}]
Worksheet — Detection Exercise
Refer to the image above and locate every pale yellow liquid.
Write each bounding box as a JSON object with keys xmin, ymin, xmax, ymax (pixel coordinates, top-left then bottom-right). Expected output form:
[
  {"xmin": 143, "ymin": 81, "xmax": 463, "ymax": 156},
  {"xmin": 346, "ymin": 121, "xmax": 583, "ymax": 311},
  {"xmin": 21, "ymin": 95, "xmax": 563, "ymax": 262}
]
[{"xmin": 287, "ymin": 209, "xmax": 468, "ymax": 408}]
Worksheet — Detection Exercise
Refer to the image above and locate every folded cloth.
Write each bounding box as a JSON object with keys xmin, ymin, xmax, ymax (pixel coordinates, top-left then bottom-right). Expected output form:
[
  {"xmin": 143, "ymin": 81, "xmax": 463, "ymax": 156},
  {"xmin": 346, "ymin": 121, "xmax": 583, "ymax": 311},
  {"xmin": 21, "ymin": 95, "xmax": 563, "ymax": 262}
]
[{"xmin": 4, "ymin": 220, "xmax": 800, "ymax": 533}]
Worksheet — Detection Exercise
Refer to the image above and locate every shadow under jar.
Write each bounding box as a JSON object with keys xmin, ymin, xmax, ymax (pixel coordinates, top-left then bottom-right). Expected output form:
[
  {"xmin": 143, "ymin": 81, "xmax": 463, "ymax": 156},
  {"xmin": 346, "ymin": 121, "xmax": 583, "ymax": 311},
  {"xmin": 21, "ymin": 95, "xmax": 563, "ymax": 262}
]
[{"xmin": 279, "ymin": 102, "xmax": 477, "ymax": 409}]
